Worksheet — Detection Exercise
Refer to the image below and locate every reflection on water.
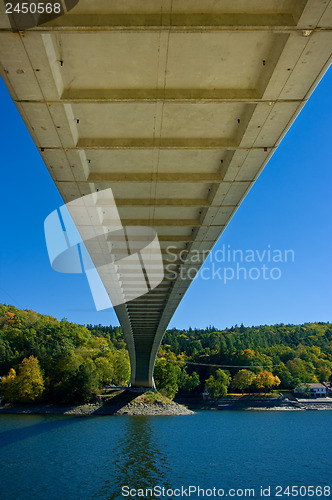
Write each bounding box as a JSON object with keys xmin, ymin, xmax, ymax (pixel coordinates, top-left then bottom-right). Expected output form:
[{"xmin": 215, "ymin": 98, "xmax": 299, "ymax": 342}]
[
  {"xmin": 0, "ymin": 411, "xmax": 331, "ymax": 500},
  {"xmin": 96, "ymin": 417, "xmax": 171, "ymax": 500}
]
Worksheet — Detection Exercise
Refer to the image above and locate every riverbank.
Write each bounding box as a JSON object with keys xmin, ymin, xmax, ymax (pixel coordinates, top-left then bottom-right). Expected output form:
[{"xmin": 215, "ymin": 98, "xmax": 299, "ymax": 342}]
[
  {"xmin": 0, "ymin": 391, "xmax": 194, "ymax": 416},
  {"xmin": 175, "ymin": 393, "xmax": 332, "ymax": 411},
  {"xmin": 1, "ymin": 392, "xmax": 331, "ymax": 416}
]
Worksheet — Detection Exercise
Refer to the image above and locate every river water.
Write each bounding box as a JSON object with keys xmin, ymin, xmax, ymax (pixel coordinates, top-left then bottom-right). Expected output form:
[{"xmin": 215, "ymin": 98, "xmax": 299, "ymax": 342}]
[{"xmin": 0, "ymin": 411, "xmax": 331, "ymax": 499}]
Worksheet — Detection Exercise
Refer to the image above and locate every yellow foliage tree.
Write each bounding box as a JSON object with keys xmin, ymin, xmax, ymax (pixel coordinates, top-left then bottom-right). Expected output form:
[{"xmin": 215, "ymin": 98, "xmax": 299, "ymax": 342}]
[
  {"xmin": 0, "ymin": 356, "xmax": 44, "ymax": 403},
  {"xmin": 232, "ymin": 369, "xmax": 256, "ymax": 394},
  {"xmin": 254, "ymin": 370, "xmax": 281, "ymax": 394},
  {"xmin": 1, "ymin": 368, "xmax": 17, "ymax": 402},
  {"xmin": 241, "ymin": 349, "xmax": 256, "ymax": 360}
]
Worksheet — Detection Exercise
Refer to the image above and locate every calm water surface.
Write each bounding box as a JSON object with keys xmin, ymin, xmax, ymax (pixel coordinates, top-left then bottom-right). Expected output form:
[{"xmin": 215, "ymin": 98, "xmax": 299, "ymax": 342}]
[{"xmin": 0, "ymin": 411, "xmax": 330, "ymax": 499}]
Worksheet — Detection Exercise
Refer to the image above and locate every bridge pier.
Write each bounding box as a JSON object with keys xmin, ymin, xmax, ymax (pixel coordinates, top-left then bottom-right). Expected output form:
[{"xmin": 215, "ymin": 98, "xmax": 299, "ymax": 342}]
[{"xmin": 128, "ymin": 340, "xmax": 157, "ymax": 389}]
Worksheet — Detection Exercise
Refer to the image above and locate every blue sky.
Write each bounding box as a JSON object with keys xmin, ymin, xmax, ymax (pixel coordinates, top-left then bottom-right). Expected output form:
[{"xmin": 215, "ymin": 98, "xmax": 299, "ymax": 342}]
[{"xmin": 0, "ymin": 68, "xmax": 331, "ymax": 329}]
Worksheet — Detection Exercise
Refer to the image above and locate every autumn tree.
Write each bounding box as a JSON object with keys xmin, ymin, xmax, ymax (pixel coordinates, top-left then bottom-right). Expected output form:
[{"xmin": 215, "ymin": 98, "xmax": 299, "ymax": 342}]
[
  {"xmin": 0, "ymin": 368, "xmax": 18, "ymax": 402},
  {"xmin": 232, "ymin": 369, "xmax": 256, "ymax": 394},
  {"xmin": 1, "ymin": 356, "xmax": 44, "ymax": 403},
  {"xmin": 254, "ymin": 370, "xmax": 281, "ymax": 394}
]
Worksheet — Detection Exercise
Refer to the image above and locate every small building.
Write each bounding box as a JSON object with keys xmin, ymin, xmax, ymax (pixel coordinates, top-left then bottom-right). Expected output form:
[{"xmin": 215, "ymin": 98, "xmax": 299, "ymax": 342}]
[{"xmin": 294, "ymin": 383, "xmax": 327, "ymax": 398}]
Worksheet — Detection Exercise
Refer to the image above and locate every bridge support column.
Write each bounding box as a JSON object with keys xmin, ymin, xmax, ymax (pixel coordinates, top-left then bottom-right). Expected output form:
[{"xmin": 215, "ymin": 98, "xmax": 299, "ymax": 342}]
[{"xmin": 128, "ymin": 336, "xmax": 158, "ymax": 389}]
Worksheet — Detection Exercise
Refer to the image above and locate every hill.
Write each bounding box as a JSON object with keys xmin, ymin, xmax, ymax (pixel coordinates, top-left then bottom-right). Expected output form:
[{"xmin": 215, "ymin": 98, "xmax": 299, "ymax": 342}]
[{"xmin": 0, "ymin": 304, "xmax": 331, "ymax": 403}]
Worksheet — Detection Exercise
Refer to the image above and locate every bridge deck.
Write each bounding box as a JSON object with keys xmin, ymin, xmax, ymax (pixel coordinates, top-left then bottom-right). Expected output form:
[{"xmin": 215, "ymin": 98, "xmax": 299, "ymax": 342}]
[{"xmin": 0, "ymin": 0, "xmax": 331, "ymax": 386}]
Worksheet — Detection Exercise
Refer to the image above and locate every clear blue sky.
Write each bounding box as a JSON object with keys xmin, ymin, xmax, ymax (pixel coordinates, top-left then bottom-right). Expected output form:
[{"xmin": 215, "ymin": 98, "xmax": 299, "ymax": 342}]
[{"xmin": 0, "ymin": 68, "xmax": 331, "ymax": 330}]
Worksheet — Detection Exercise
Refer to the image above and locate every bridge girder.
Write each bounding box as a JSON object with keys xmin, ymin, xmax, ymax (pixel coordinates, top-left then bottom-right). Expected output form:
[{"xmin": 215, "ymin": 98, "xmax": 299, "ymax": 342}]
[{"xmin": 0, "ymin": 0, "xmax": 331, "ymax": 388}]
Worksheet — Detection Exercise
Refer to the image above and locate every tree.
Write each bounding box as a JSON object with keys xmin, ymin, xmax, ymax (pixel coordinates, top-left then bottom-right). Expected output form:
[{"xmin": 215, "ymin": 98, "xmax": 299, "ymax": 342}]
[
  {"xmin": 205, "ymin": 369, "xmax": 231, "ymax": 398},
  {"xmin": 55, "ymin": 358, "xmax": 99, "ymax": 404},
  {"xmin": 54, "ymin": 350, "xmax": 83, "ymax": 381},
  {"xmin": 254, "ymin": 370, "xmax": 281, "ymax": 394},
  {"xmin": 154, "ymin": 359, "xmax": 181, "ymax": 399},
  {"xmin": 286, "ymin": 358, "xmax": 313, "ymax": 383},
  {"xmin": 95, "ymin": 356, "xmax": 114, "ymax": 385},
  {"xmin": 17, "ymin": 356, "xmax": 45, "ymax": 402},
  {"xmin": 274, "ymin": 362, "xmax": 295, "ymax": 389},
  {"xmin": 1, "ymin": 356, "xmax": 44, "ymax": 403},
  {"xmin": 316, "ymin": 365, "xmax": 332, "ymax": 383},
  {"xmin": 113, "ymin": 350, "xmax": 130, "ymax": 386},
  {"xmin": 232, "ymin": 369, "xmax": 255, "ymax": 394},
  {"xmin": 0, "ymin": 368, "xmax": 18, "ymax": 402},
  {"xmin": 178, "ymin": 369, "xmax": 200, "ymax": 394},
  {"xmin": 74, "ymin": 359, "xmax": 99, "ymax": 402}
]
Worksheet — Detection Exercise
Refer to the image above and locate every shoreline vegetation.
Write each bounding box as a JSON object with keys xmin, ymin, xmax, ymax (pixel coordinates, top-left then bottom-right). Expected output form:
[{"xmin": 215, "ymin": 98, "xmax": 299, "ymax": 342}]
[{"xmin": 0, "ymin": 304, "xmax": 331, "ymax": 409}]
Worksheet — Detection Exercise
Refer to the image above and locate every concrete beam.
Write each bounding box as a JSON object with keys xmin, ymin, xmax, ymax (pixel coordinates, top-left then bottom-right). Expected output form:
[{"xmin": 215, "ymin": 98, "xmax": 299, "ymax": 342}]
[
  {"xmin": 77, "ymin": 139, "xmax": 268, "ymax": 150},
  {"xmin": 22, "ymin": 13, "xmax": 299, "ymax": 30},
  {"xmin": 115, "ymin": 198, "xmax": 211, "ymax": 207},
  {"xmin": 115, "ymin": 219, "xmax": 200, "ymax": 227},
  {"xmin": 89, "ymin": 172, "xmax": 224, "ymax": 183}
]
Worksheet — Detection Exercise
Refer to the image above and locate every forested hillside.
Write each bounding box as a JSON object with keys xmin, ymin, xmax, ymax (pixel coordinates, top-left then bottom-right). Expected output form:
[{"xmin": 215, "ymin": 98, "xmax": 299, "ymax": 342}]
[
  {"xmin": 0, "ymin": 304, "xmax": 331, "ymax": 403},
  {"xmin": 160, "ymin": 323, "xmax": 332, "ymax": 395},
  {"xmin": 0, "ymin": 304, "xmax": 130, "ymax": 404}
]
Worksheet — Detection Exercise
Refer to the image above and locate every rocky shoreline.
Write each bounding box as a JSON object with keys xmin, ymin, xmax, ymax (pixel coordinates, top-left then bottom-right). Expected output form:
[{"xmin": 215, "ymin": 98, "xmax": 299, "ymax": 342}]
[
  {"xmin": 1, "ymin": 393, "xmax": 331, "ymax": 416},
  {"xmin": 116, "ymin": 400, "xmax": 194, "ymax": 416},
  {"xmin": 0, "ymin": 401, "xmax": 194, "ymax": 416},
  {"xmin": 0, "ymin": 393, "xmax": 194, "ymax": 417}
]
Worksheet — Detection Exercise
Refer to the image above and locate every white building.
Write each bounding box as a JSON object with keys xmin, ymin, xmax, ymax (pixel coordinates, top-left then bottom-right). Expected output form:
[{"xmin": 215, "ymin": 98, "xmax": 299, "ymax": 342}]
[{"xmin": 294, "ymin": 383, "xmax": 327, "ymax": 398}]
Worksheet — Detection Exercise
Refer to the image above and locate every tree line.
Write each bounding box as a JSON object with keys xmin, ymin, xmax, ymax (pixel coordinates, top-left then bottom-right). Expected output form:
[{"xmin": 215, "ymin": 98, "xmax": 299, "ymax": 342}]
[
  {"xmin": 157, "ymin": 322, "xmax": 332, "ymax": 397},
  {"xmin": 0, "ymin": 304, "xmax": 331, "ymax": 403},
  {"xmin": 0, "ymin": 305, "xmax": 130, "ymax": 404}
]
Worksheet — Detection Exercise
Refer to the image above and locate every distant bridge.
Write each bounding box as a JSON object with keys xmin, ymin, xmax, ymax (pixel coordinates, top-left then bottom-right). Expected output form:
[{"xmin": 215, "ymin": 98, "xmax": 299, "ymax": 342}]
[{"xmin": 0, "ymin": 0, "xmax": 331, "ymax": 387}]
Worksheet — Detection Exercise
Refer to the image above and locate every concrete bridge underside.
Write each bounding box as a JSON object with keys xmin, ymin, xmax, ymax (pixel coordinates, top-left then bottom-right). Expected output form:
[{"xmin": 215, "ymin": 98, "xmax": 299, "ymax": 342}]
[{"xmin": 0, "ymin": 0, "xmax": 331, "ymax": 387}]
